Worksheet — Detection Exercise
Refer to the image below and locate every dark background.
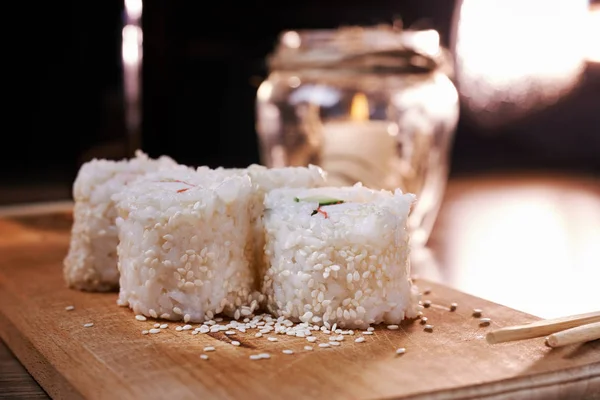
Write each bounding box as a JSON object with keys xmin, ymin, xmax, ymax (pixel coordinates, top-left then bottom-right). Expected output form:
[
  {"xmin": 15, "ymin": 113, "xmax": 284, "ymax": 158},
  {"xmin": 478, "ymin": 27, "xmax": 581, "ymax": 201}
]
[{"xmin": 2, "ymin": 0, "xmax": 599, "ymax": 204}]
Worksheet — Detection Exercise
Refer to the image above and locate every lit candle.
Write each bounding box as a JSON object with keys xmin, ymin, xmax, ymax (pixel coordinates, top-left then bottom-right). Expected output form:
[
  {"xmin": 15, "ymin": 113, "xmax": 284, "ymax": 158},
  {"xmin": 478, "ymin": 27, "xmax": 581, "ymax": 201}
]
[{"xmin": 320, "ymin": 93, "xmax": 398, "ymax": 189}]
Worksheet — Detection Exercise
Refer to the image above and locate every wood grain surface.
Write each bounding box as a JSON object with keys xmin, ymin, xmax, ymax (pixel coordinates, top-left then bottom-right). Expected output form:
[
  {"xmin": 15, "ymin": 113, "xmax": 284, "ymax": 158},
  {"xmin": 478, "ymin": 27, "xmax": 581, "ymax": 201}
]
[{"xmin": 0, "ymin": 210, "xmax": 599, "ymax": 400}]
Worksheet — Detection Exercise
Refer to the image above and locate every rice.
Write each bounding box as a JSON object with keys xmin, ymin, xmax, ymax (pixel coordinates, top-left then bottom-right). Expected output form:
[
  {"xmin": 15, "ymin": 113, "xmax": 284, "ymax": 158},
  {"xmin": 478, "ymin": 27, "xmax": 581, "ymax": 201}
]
[
  {"xmin": 113, "ymin": 168, "xmax": 257, "ymax": 322},
  {"xmin": 63, "ymin": 150, "xmax": 179, "ymax": 291},
  {"xmin": 262, "ymin": 183, "xmax": 420, "ymax": 329},
  {"xmin": 202, "ymin": 164, "xmax": 327, "ymax": 287}
]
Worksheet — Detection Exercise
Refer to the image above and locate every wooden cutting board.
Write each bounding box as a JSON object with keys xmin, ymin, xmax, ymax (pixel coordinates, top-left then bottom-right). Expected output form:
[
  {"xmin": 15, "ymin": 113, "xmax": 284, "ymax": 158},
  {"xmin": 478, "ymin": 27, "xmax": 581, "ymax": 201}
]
[{"xmin": 0, "ymin": 211, "xmax": 599, "ymax": 400}]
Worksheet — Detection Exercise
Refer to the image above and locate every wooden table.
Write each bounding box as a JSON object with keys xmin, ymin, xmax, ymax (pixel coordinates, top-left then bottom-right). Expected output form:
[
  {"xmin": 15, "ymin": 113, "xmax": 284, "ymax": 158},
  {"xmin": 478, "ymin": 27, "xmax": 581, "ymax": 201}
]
[{"xmin": 1, "ymin": 172, "xmax": 599, "ymax": 399}]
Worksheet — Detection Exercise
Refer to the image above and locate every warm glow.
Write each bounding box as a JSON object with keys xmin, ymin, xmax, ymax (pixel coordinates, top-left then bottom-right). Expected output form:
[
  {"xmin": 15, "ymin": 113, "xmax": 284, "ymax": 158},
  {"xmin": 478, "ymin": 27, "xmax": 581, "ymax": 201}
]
[
  {"xmin": 454, "ymin": 0, "xmax": 588, "ymax": 123},
  {"xmin": 124, "ymin": 0, "xmax": 142, "ymax": 21},
  {"xmin": 586, "ymin": 5, "xmax": 600, "ymax": 63},
  {"xmin": 122, "ymin": 25, "xmax": 142, "ymax": 67},
  {"xmin": 349, "ymin": 93, "xmax": 370, "ymax": 121},
  {"xmin": 442, "ymin": 181, "xmax": 600, "ymax": 319},
  {"xmin": 402, "ymin": 29, "xmax": 440, "ymax": 58},
  {"xmin": 282, "ymin": 31, "xmax": 301, "ymax": 49}
]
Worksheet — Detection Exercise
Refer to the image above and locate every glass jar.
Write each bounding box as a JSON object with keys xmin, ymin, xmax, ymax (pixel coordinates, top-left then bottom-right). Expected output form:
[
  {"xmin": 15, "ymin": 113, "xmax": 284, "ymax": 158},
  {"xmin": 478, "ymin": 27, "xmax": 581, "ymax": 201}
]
[{"xmin": 255, "ymin": 25, "xmax": 459, "ymax": 247}]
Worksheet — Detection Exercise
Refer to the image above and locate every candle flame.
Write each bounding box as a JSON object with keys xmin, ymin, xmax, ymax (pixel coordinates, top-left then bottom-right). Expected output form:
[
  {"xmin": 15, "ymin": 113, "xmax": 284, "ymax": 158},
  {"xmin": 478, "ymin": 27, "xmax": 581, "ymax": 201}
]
[{"xmin": 350, "ymin": 93, "xmax": 370, "ymax": 121}]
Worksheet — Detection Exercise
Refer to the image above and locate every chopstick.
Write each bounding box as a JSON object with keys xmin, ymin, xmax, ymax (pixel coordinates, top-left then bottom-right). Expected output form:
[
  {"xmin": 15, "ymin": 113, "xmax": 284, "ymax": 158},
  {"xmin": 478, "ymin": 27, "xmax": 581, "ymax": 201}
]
[
  {"xmin": 545, "ymin": 321, "xmax": 600, "ymax": 348},
  {"xmin": 486, "ymin": 310, "xmax": 600, "ymax": 345}
]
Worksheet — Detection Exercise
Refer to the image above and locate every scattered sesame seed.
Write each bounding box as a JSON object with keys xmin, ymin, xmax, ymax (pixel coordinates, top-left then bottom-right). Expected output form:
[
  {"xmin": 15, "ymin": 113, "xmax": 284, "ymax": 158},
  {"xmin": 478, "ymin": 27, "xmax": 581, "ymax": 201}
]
[
  {"xmin": 149, "ymin": 328, "xmax": 161, "ymax": 334},
  {"xmin": 141, "ymin": 330, "xmax": 149, "ymax": 335},
  {"xmin": 362, "ymin": 331, "xmax": 373, "ymax": 335},
  {"xmin": 479, "ymin": 318, "xmax": 491, "ymax": 327},
  {"xmin": 318, "ymin": 343, "xmax": 331, "ymax": 348},
  {"xmin": 160, "ymin": 324, "xmax": 168, "ymax": 329},
  {"xmin": 215, "ymin": 317, "xmax": 224, "ymax": 322},
  {"xmin": 329, "ymin": 341, "xmax": 340, "ymax": 346},
  {"xmin": 396, "ymin": 347, "xmax": 406, "ymax": 355},
  {"xmin": 184, "ymin": 314, "xmax": 191, "ymax": 323},
  {"xmin": 231, "ymin": 341, "xmax": 241, "ymax": 346},
  {"xmin": 249, "ymin": 355, "xmax": 261, "ymax": 360},
  {"xmin": 153, "ymin": 323, "xmax": 161, "ymax": 328},
  {"xmin": 355, "ymin": 337, "xmax": 366, "ymax": 343},
  {"xmin": 65, "ymin": 306, "xmax": 75, "ymax": 311},
  {"xmin": 83, "ymin": 323, "xmax": 94, "ymax": 328},
  {"xmin": 225, "ymin": 330, "xmax": 236, "ymax": 335},
  {"xmin": 450, "ymin": 303, "xmax": 458, "ymax": 312},
  {"xmin": 282, "ymin": 349, "xmax": 294, "ymax": 354},
  {"xmin": 182, "ymin": 325, "xmax": 193, "ymax": 330},
  {"xmin": 135, "ymin": 315, "xmax": 147, "ymax": 321},
  {"xmin": 304, "ymin": 346, "xmax": 313, "ymax": 351},
  {"xmin": 423, "ymin": 300, "xmax": 432, "ymax": 308},
  {"xmin": 200, "ymin": 354, "xmax": 209, "ymax": 360},
  {"xmin": 267, "ymin": 337, "xmax": 278, "ymax": 342},
  {"xmin": 472, "ymin": 309, "xmax": 483, "ymax": 318},
  {"xmin": 367, "ymin": 327, "xmax": 375, "ymax": 332},
  {"xmin": 258, "ymin": 353, "xmax": 271, "ymax": 359},
  {"xmin": 420, "ymin": 317, "xmax": 428, "ymax": 325},
  {"xmin": 306, "ymin": 336, "xmax": 317, "ymax": 343},
  {"xmin": 203, "ymin": 346, "xmax": 215, "ymax": 352},
  {"xmin": 175, "ymin": 326, "xmax": 183, "ymax": 332},
  {"xmin": 387, "ymin": 325, "xmax": 399, "ymax": 330},
  {"xmin": 255, "ymin": 332, "xmax": 263, "ymax": 338},
  {"xmin": 424, "ymin": 325, "xmax": 434, "ymax": 332}
]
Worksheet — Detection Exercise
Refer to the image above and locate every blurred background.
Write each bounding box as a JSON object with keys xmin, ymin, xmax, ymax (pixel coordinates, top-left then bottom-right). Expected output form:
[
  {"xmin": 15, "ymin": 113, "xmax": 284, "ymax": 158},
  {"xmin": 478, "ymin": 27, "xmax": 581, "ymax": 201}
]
[
  {"xmin": 1, "ymin": 0, "xmax": 599, "ymax": 317},
  {"xmin": 2, "ymin": 0, "xmax": 599, "ymax": 205}
]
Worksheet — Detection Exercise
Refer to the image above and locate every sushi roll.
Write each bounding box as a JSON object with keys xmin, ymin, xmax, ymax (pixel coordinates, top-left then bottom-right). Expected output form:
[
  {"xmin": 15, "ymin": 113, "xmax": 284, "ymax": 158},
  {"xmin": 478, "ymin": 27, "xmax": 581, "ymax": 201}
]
[
  {"xmin": 262, "ymin": 183, "xmax": 420, "ymax": 329},
  {"xmin": 200, "ymin": 164, "xmax": 327, "ymax": 287},
  {"xmin": 113, "ymin": 168, "xmax": 256, "ymax": 322},
  {"xmin": 63, "ymin": 150, "xmax": 179, "ymax": 291}
]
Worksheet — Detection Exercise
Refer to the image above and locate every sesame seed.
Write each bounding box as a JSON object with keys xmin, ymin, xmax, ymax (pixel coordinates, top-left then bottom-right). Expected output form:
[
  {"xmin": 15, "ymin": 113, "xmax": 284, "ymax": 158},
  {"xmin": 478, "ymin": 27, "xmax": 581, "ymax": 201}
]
[
  {"xmin": 182, "ymin": 325, "xmax": 193, "ymax": 330},
  {"xmin": 225, "ymin": 330, "xmax": 236, "ymax": 335},
  {"xmin": 362, "ymin": 331, "xmax": 373, "ymax": 335},
  {"xmin": 282, "ymin": 349, "xmax": 294, "ymax": 354},
  {"xmin": 65, "ymin": 306, "xmax": 75, "ymax": 311},
  {"xmin": 83, "ymin": 323, "xmax": 94, "ymax": 328},
  {"xmin": 160, "ymin": 324, "xmax": 168, "ymax": 329},
  {"xmin": 396, "ymin": 347, "xmax": 406, "ymax": 355},
  {"xmin": 355, "ymin": 337, "xmax": 365, "ymax": 343},
  {"xmin": 420, "ymin": 317, "xmax": 428, "ymax": 325},
  {"xmin": 367, "ymin": 327, "xmax": 375, "ymax": 332},
  {"xmin": 153, "ymin": 323, "xmax": 161, "ymax": 328},
  {"xmin": 135, "ymin": 315, "xmax": 147, "ymax": 321},
  {"xmin": 203, "ymin": 346, "xmax": 215, "ymax": 352},
  {"xmin": 258, "ymin": 353, "xmax": 271, "ymax": 359},
  {"xmin": 304, "ymin": 346, "xmax": 313, "ymax": 351},
  {"xmin": 318, "ymin": 343, "xmax": 331, "ymax": 348},
  {"xmin": 255, "ymin": 332, "xmax": 263, "ymax": 338},
  {"xmin": 141, "ymin": 330, "xmax": 149, "ymax": 335},
  {"xmin": 231, "ymin": 341, "xmax": 241, "ymax": 346},
  {"xmin": 423, "ymin": 300, "xmax": 432, "ymax": 308},
  {"xmin": 329, "ymin": 341, "xmax": 340, "ymax": 346},
  {"xmin": 424, "ymin": 325, "xmax": 434, "ymax": 332},
  {"xmin": 267, "ymin": 337, "xmax": 278, "ymax": 342},
  {"xmin": 175, "ymin": 326, "xmax": 183, "ymax": 331},
  {"xmin": 184, "ymin": 314, "xmax": 191, "ymax": 323},
  {"xmin": 306, "ymin": 336, "xmax": 317, "ymax": 343},
  {"xmin": 200, "ymin": 354, "xmax": 209, "ymax": 360},
  {"xmin": 450, "ymin": 303, "xmax": 458, "ymax": 312},
  {"xmin": 479, "ymin": 318, "xmax": 491, "ymax": 327},
  {"xmin": 472, "ymin": 309, "xmax": 483, "ymax": 318},
  {"xmin": 249, "ymin": 355, "xmax": 262, "ymax": 360},
  {"xmin": 387, "ymin": 325, "xmax": 399, "ymax": 330}
]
